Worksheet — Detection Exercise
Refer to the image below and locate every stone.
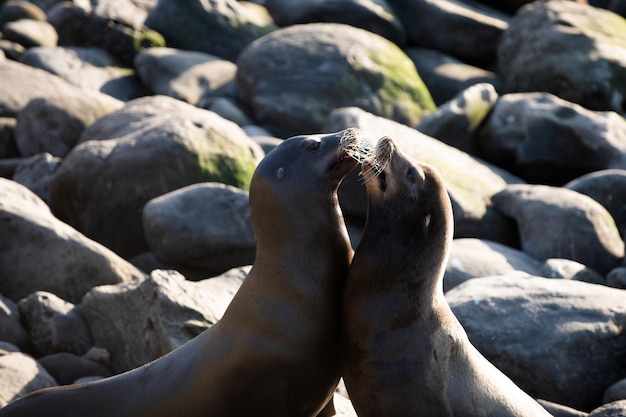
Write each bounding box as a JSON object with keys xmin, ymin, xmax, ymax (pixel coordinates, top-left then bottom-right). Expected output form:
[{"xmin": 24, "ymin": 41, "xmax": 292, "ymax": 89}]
[
  {"xmin": 604, "ymin": 378, "xmax": 626, "ymax": 403},
  {"xmin": 447, "ymin": 275, "xmax": 626, "ymax": 411},
  {"xmin": 264, "ymin": 0, "xmax": 405, "ymax": 45},
  {"xmin": 144, "ymin": 0, "xmax": 276, "ymax": 62},
  {"xmin": 143, "ymin": 182, "xmax": 255, "ymax": 275},
  {"xmin": 0, "ymin": 294, "xmax": 30, "ymax": 350},
  {"xmin": 18, "ymin": 291, "xmax": 93, "ymax": 356},
  {"xmin": 133, "ymin": 47, "xmax": 237, "ymax": 106},
  {"xmin": 444, "ymin": 238, "xmax": 544, "ymax": 291},
  {"xmin": 12, "ymin": 152, "xmax": 61, "ymax": 204},
  {"xmin": 2, "ymin": 19, "xmax": 57, "ymax": 48},
  {"xmin": 405, "ymin": 47, "xmax": 503, "ymax": 106},
  {"xmin": 76, "ymin": 267, "xmax": 248, "ymax": 372},
  {"xmin": 14, "ymin": 92, "xmax": 123, "ymax": 157},
  {"xmin": 492, "ymin": 184, "xmax": 625, "ymax": 275},
  {"xmin": 38, "ymin": 352, "xmax": 111, "ymax": 385},
  {"xmin": 498, "ymin": 0, "xmax": 626, "ymax": 116},
  {"xmin": 236, "ymin": 23, "xmax": 435, "ymax": 138},
  {"xmin": 478, "ymin": 92, "xmax": 626, "ymax": 185},
  {"xmin": 50, "ymin": 95, "xmax": 262, "ymax": 257},
  {"xmin": 541, "ymin": 258, "xmax": 605, "ymax": 285},
  {"xmin": 417, "ymin": 82, "xmax": 499, "ymax": 155},
  {"xmin": 0, "ymin": 351, "xmax": 57, "ymax": 407},
  {"xmin": 606, "ymin": 266, "xmax": 626, "ymax": 289},
  {"xmin": 588, "ymin": 400, "xmax": 626, "ymax": 417},
  {"xmin": 0, "ymin": 178, "xmax": 145, "ymax": 303}
]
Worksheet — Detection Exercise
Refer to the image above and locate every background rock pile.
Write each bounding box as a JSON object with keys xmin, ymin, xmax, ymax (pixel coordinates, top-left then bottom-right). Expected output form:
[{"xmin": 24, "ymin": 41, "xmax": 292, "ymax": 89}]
[{"xmin": 1, "ymin": 0, "xmax": 626, "ymax": 415}]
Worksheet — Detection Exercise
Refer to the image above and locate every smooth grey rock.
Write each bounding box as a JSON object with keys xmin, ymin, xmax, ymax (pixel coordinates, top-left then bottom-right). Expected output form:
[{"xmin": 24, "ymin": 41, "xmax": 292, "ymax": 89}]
[
  {"xmin": 492, "ymin": 184, "xmax": 625, "ymax": 275},
  {"xmin": 0, "ymin": 294, "xmax": 29, "ymax": 350},
  {"xmin": 38, "ymin": 352, "xmax": 111, "ymax": 385},
  {"xmin": 541, "ymin": 258, "xmax": 605, "ymax": 285},
  {"xmin": 143, "ymin": 182, "xmax": 255, "ymax": 275},
  {"xmin": 2, "ymin": 18, "xmax": 57, "ymax": 48},
  {"xmin": 12, "ymin": 152, "xmax": 61, "ymax": 204},
  {"xmin": 588, "ymin": 400, "xmax": 626, "ymax": 417},
  {"xmin": 0, "ymin": 178, "xmax": 145, "ymax": 303},
  {"xmin": 447, "ymin": 275, "xmax": 626, "ymax": 411},
  {"xmin": 236, "ymin": 23, "xmax": 435, "ymax": 137},
  {"xmin": 0, "ymin": 351, "xmax": 57, "ymax": 407}
]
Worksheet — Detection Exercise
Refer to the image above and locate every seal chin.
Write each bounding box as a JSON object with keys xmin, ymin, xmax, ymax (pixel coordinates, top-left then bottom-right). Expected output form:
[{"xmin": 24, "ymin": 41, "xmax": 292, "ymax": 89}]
[{"xmin": 330, "ymin": 152, "xmax": 359, "ymax": 174}]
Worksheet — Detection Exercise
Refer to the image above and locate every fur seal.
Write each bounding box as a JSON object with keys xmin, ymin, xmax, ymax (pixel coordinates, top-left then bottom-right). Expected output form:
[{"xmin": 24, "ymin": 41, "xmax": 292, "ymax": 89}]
[
  {"xmin": 342, "ymin": 136, "xmax": 552, "ymax": 417},
  {"xmin": 0, "ymin": 129, "xmax": 369, "ymax": 417}
]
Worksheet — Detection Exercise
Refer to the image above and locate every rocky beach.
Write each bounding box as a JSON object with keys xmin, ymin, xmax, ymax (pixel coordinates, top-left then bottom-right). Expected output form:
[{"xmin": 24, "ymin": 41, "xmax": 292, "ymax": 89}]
[{"xmin": 1, "ymin": 0, "xmax": 626, "ymax": 415}]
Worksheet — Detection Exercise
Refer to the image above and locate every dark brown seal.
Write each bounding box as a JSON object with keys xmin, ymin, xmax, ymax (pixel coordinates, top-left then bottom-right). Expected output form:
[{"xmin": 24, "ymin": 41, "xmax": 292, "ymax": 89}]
[
  {"xmin": 0, "ymin": 129, "xmax": 368, "ymax": 417},
  {"xmin": 342, "ymin": 136, "xmax": 552, "ymax": 417}
]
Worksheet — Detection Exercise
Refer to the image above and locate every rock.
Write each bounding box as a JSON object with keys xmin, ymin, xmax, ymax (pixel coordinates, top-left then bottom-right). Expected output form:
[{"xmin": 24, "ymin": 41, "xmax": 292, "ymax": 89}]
[
  {"xmin": 236, "ymin": 23, "xmax": 435, "ymax": 137},
  {"xmin": 478, "ymin": 92, "xmax": 626, "ymax": 185},
  {"xmin": 47, "ymin": 3, "xmax": 165, "ymax": 65},
  {"xmin": 0, "ymin": 351, "xmax": 57, "ymax": 407},
  {"xmin": 0, "ymin": 117, "xmax": 18, "ymax": 159},
  {"xmin": 333, "ymin": 392, "xmax": 357, "ymax": 417},
  {"xmin": 0, "ymin": 294, "xmax": 30, "ymax": 350},
  {"xmin": 14, "ymin": 93, "xmax": 123, "ymax": 157},
  {"xmin": 12, "ymin": 152, "xmax": 61, "ymax": 204},
  {"xmin": 386, "ymin": 0, "xmax": 510, "ymax": 64},
  {"xmin": 0, "ymin": 39, "xmax": 25, "ymax": 60},
  {"xmin": 0, "ymin": 59, "xmax": 122, "ymax": 118},
  {"xmin": 447, "ymin": 275, "xmax": 626, "ymax": 411},
  {"xmin": 444, "ymin": 238, "xmax": 544, "ymax": 292},
  {"xmin": 405, "ymin": 47, "xmax": 502, "ymax": 106},
  {"xmin": 133, "ymin": 47, "xmax": 237, "ymax": 106},
  {"xmin": 565, "ymin": 170, "xmax": 626, "ymax": 239},
  {"xmin": 20, "ymin": 46, "xmax": 147, "ymax": 101},
  {"xmin": 417, "ymin": 82, "xmax": 499, "ymax": 155},
  {"xmin": 0, "ymin": 178, "xmax": 145, "ymax": 303},
  {"xmin": 264, "ymin": 0, "xmax": 405, "ymax": 45},
  {"xmin": 207, "ymin": 97, "xmax": 255, "ymax": 126},
  {"xmin": 325, "ymin": 106, "xmax": 524, "ymax": 246},
  {"xmin": 143, "ymin": 182, "xmax": 255, "ymax": 275},
  {"xmin": 541, "ymin": 258, "xmax": 605, "ymax": 285},
  {"xmin": 144, "ymin": 0, "xmax": 276, "ymax": 62},
  {"xmin": 2, "ymin": 19, "xmax": 57, "ymax": 48},
  {"xmin": 76, "ymin": 267, "xmax": 248, "ymax": 372},
  {"xmin": 492, "ymin": 184, "xmax": 625, "ymax": 275},
  {"xmin": 18, "ymin": 291, "xmax": 93, "ymax": 356},
  {"xmin": 604, "ymin": 378, "xmax": 626, "ymax": 403},
  {"xmin": 50, "ymin": 95, "xmax": 262, "ymax": 257},
  {"xmin": 38, "ymin": 352, "xmax": 111, "ymax": 385},
  {"xmin": 0, "ymin": 1, "xmax": 46, "ymax": 26},
  {"xmin": 498, "ymin": 0, "xmax": 626, "ymax": 116},
  {"xmin": 538, "ymin": 399, "xmax": 588, "ymax": 417},
  {"xmin": 589, "ymin": 400, "xmax": 626, "ymax": 417},
  {"xmin": 606, "ymin": 266, "xmax": 626, "ymax": 289}
]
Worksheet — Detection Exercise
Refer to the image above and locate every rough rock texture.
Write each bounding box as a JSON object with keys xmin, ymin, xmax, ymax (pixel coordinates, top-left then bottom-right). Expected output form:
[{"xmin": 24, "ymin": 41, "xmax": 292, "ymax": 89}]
[
  {"xmin": 144, "ymin": 0, "xmax": 276, "ymax": 62},
  {"xmin": 0, "ymin": 350, "xmax": 57, "ymax": 407},
  {"xmin": 478, "ymin": 92, "xmax": 626, "ymax": 185},
  {"xmin": 143, "ymin": 182, "xmax": 255, "ymax": 275},
  {"xmin": 498, "ymin": 0, "xmax": 626, "ymax": 116},
  {"xmin": 492, "ymin": 184, "xmax": 625, "ymax": 275},
  {"xmin": 76, "ymin": 268, "xmax": 248, "ymax": 372},
  {"xmin": 447, "ymin": 276, "xmax": 626, "ymax": 411},
  {"xmin": 236, "ymin": 23, "xmax": 435, "ymax": 138},
  {"xmin": 0, "ymin": 178, "xmax": 145, "ymax": 303},
  {"xmin": 50, "ymin": 95, "xmax": 262, "ymax": 257}
]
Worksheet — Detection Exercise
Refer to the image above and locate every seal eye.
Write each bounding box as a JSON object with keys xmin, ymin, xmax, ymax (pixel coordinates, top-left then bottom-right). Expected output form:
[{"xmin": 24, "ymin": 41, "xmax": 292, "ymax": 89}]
[{"xmin": 305, "ymin": 140, "xmax": 321, "ymax": 152}]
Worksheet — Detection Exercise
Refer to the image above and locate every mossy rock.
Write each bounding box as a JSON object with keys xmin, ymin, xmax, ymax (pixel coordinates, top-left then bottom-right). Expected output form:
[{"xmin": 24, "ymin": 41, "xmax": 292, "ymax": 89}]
[{"xmin": 237, "ymin": 23, "xmax": 435, "ymax": 138}]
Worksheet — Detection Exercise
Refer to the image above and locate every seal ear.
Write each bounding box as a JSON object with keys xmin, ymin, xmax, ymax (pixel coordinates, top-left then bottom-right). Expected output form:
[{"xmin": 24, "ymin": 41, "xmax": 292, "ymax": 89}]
[{"xmin": 407, "ymin": 167, "xmax": 421, "ymax": 201}]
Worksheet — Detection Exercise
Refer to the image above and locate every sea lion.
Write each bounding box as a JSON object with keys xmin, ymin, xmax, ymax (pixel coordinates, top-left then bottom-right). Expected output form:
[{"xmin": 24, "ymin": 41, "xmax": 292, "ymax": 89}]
[
  {"xmin": 341, "ymin": 136, "xmax": 552, "ymax": 417},
  {"xmin": 0, "ymin": 128, "xmax": 370, "ymax": 417}
]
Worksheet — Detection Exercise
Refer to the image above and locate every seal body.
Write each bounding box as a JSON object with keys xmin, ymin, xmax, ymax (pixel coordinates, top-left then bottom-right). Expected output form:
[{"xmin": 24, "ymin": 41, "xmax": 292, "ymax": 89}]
[
  {"xmin": 342, "ymin": 137, "xmax": 552, "ymax": 417},
  {"xmin": 0, "ymin": 130, "xmax": 365, "ymax": 417}
]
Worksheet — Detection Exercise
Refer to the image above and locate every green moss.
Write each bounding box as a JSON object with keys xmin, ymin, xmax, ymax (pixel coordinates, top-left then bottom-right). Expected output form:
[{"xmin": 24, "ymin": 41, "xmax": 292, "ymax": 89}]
[{"xmin": 134, "ymin": 28, "xmax": 166, "ymax": 52}]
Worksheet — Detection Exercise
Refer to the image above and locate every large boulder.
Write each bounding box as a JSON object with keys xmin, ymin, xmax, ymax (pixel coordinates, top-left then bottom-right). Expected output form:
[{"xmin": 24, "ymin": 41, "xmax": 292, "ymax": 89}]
[
  {"xmin": 264, "ymin": 0, "xmax": 405, "ymax": 45},
  {"xmin": 76, "ymin": 268, "xmax": 248, "ymax": 372},
  {"xmin": 447, "ymin": 275, "xmax": 626, "ymax": 411},
  {"xmin": 386, "ymin": 0, "xmax": 510, "ymax": 64},
  {"xmin": 236, "ymin": 23, "xmax": 435, "ymax": 138},
  {"xmin": 49, "ymin": 95, "xmax": 262, "ymax": 257},
  {"xmin": 133, "ymin": 47, "xmax": 237, "ymax": 107},
  {"xmin": 325, "ymin": 106, "xmax": 523, "ymax": 246},
  {"xmin": 478, "ymin": 92, "xmax": 626, "ymax": 185},
  {"xmin": 144, "ymin": 0, "xmax": 276, "ymax": 62},
  {"xmin": 492, "ymin": 184, "xmax": 625, "ymax": 275},
  {"xmin": 498, "ymin": 0, "xmax": 626, "ymax": 116},
  {"xmin": 0, "ymin": 178, "xmax": 145, "ymax": 304}
]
